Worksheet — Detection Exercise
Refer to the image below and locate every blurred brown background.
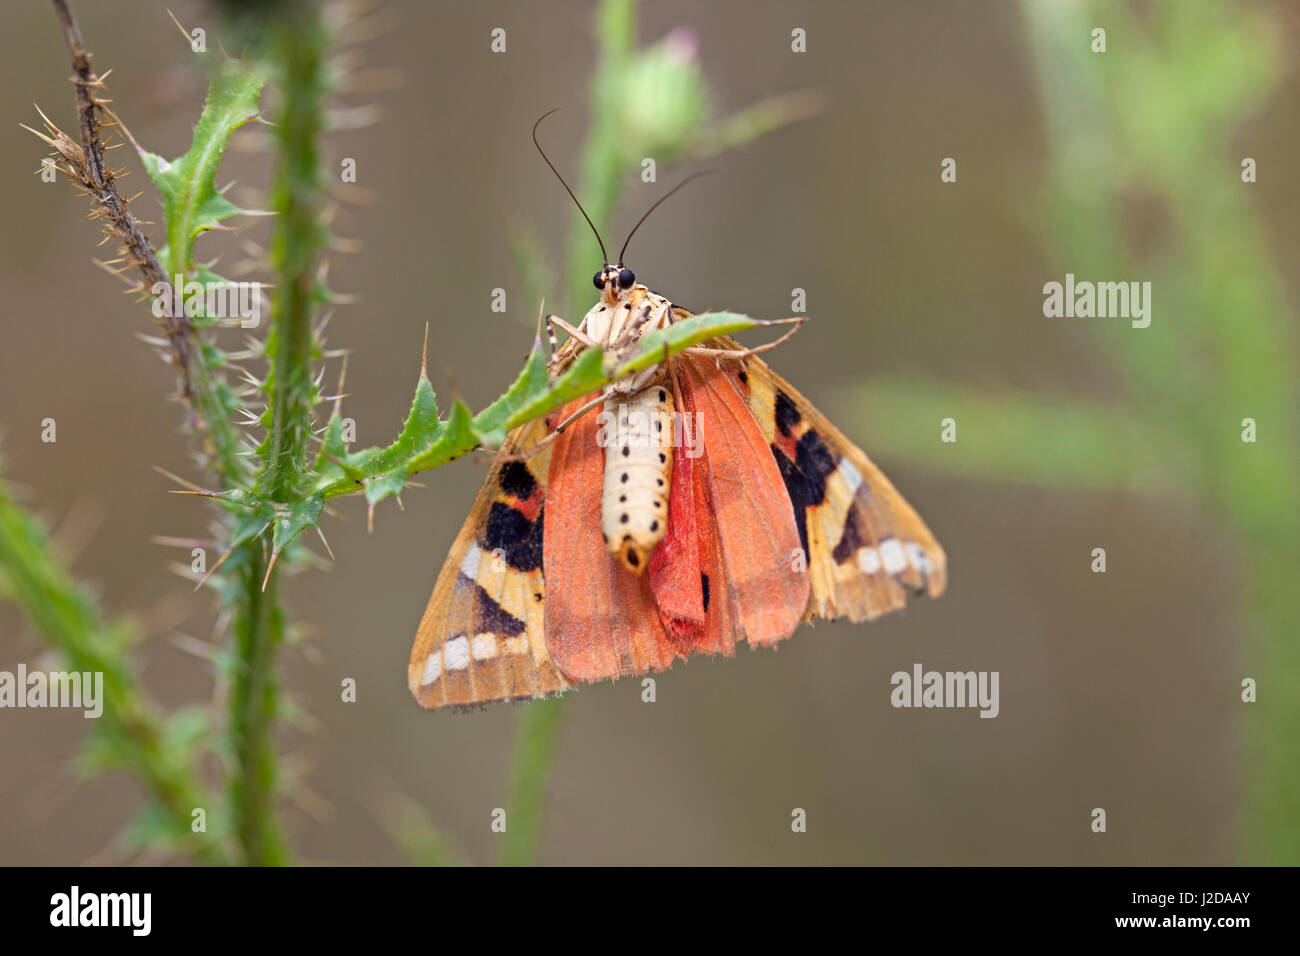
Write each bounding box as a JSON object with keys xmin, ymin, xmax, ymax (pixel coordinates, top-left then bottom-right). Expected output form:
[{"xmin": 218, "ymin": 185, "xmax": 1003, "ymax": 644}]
[{"xmin": 1, "ymin": 0, "xmax": 1296, "ymax": 864}]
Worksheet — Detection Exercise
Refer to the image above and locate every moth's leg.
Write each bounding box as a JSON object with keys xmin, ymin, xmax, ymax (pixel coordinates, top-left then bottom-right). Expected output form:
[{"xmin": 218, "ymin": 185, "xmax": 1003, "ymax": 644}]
[
  {"xmin": 610, "ymin": 300, "xmax": 669, "ymax": 352},
  {"xmin": 548, "ymin": 315, "xmax": 600, "ymax": 349},
  {"xmin": 683, "ymin": 316, "xmax": 806, "ymax": 361},
  {"xmin": 546, "ymin": 315, "xmax": 600, "ymax": 379},
  {"xmin": 550, "ymin": 388, "xmax": 610, "ymax": 434},
  {"xmin": 501, "ymin": 389, "xmax": 610, "ymax": 463},
  {"xmin": 544, "ymin": 311, "xmax": 560, "ymax": 358}
]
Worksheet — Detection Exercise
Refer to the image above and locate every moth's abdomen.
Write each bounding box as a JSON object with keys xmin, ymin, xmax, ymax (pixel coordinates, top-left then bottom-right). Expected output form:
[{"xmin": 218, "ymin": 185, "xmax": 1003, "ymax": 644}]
[{"xmin": 601, "ymin": 379, "xmax": 674, "ymax": 572}]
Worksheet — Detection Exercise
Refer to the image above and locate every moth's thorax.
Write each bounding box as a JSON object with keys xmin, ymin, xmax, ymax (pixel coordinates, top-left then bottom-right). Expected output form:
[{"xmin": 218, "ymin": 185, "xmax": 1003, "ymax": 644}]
[{"xmin": 583, "ymin": 283, "xmax": 672, "ymax": 348}]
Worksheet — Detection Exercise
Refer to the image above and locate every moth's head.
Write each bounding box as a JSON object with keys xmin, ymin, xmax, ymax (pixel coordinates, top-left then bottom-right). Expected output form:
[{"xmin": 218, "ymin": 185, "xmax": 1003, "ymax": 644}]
[{"xmin": 593, "ymin": 263, "xmax": 636, "ymax": 306}]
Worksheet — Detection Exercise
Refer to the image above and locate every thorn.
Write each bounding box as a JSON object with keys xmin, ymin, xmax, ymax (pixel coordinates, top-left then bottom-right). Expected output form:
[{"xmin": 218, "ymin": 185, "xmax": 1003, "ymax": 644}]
[
  {"xmin": 261, "ymin": 548, "xmax": 280, "ymax": 591},
  {"xmin": 32, "ymin": 103, "xmax": 58, "ymax": 133},
  {"xmin": 420, "ymin": 323, "xmax": 429, "ymax": 378},
  {"xmin": 169, "ymin": 489, "xmax": 255, "ymax": 510},
  {"xmin": 334, "ymin": 353, "xmax": 349, "ymax": 416},
  {"xmin": 152, "ymin": 465, "xmax": 208, "ymax": 494},
  {"xmin": 367, "ymin": 501, "xmax": 375, "ymax": 534},
  {"xmin": 194, "ymin": 531, "xmax": 252, "ymax": 592},
  {"xmin": 20, "ymin": 122, "xmax": 57, "ymax": 148},
  {"xmin": 316, "ymin": 526, "xmax": 335, "ymax": 561},
  {"xmin": 169, "ymin": 633, "xmax": 218, "ymax": 662},
  {"xmin": 150, "ymin": 535, "xmax": 210, "ymax": 549},
  {"xmin": 166, "ymin": 9, "xmax": 191, "ymax": 45}
]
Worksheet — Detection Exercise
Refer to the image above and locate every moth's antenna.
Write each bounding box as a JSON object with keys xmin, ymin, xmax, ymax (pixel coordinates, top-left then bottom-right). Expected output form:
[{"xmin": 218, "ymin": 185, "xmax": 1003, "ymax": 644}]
[
  {"xmin": 532, "ymin": 109, "xmax": 608, "ymax": 265},
  {"xmin": 619, "ymin": 170, "xmax": 716, "ymax": 265}
]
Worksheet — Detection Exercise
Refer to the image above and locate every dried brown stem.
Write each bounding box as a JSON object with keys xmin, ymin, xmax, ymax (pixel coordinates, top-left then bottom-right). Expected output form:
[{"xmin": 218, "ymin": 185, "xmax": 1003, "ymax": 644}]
[{"xmin": 48, "ymin": 0, "xmax": 195, "ymax": 397}]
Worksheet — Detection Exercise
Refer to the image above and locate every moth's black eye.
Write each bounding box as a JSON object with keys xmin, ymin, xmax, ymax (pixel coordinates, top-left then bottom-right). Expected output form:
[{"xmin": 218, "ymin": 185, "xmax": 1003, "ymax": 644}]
[
  {"xmin": 593, "ymin": 270, "xmax": 605, "ymax": 291},
  {"xmin": 618, "ymin": 268, "xmax": 635, "ymax": 289}
]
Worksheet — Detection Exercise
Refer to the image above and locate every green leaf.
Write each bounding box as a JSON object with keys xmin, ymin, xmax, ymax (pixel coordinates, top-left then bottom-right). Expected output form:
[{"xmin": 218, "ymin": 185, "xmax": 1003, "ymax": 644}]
[
  {"xmin": 409, "ymin": 399, "xmax": 476, "ymax": 474},
  {"xmin": 120, "ymin": 800, "xmax": 190, "ymax": 853},
  {"xmin": 473, "ymin": 339, "xmax": 549, "ymax": 448},
  {"xmin": 139, "ymin": 56, "xmax": 269, "ymax": 279},
  {"xmin": 312, "ymin": 310, "xmax": 765, "ymax": 504},
  {"xmin": 271, "ymin": 495, "xmax": 324, "ymax": 555}
]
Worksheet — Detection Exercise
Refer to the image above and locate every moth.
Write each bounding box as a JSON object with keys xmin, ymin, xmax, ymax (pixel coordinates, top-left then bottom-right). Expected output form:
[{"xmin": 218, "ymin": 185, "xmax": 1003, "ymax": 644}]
[{"xmin": 409, "ymin": 117, "xmax": 946, "ymax": 709}]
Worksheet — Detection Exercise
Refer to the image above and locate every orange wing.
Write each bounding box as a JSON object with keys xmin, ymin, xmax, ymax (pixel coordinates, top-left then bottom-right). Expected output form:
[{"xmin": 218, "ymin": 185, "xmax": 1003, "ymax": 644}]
[
  {"xmin": 726, "ymin": 348, "xmax": 947, "ymax": 622},
  {"xmin": 543, "ymin": 394, "xmax": 678, "ymax": 681},
  {"xmin": 409, "ymin": 418, "xmax": 570, "ymax": 709},
  {"xmin": 648, "ymin": 361, "xmax": 738, "ymax": 658},
  {"xmin": 674, "ymin": 355, "xmax": 809, "ymax": 646}
]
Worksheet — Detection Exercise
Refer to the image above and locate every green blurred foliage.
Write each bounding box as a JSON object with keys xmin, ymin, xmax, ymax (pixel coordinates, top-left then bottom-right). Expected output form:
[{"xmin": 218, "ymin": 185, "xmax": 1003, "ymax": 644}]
[{"xmin": 848, "ymin": 0, "xmax": 1299, "ymax": 862}]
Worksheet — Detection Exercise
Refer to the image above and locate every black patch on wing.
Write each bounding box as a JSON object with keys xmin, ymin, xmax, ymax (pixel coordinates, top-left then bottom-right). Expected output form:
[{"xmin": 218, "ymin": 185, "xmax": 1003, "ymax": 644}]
[
  {"xmin": 701, "ymin": 572, "xmax": 711, "ymax": 612},
  {"xmin": 831, "ymin": 503, "xmax": 867, "ymax": 565},
  {"xmin": 774, "ymin": 390, "xmax": 801, "ymax": 437},
  {"xmin": 470, "ymin": 579, "xmax": 527, "ymax": 636},
  {"xmin": 497, "ymin": 460, "xmax": 538, "ymax": 500},
  {"xmin": 772, "ymin": 430, "xmax": 838, "ymax": 558},
  {"xmin": 483, "ymin": 501, "xmax": 544, "ymax": 572}
]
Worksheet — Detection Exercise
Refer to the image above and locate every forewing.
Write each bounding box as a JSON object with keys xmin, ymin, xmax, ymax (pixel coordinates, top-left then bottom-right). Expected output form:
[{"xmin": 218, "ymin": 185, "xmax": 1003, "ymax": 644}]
[
  {"xmin": 728, "ymin": 351, "xmax": 947, "ymax": 622},
  {"xmin": 409, "ymin": 417, "xmax": 569, "ymax": 709}
]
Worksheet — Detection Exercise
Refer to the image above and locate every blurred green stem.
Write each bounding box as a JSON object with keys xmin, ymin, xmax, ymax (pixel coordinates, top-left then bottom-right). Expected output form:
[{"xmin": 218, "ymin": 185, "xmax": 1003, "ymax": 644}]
[
  {"xmin": 563, "ymin": 0, "xmax": 637, "ymax": 308},
  {"xmin": 0, "ymin": 472, "xmax": 226, "ymax": 865},
  {"xmin": 500, "ymin": 698, "xmax": 568, "ymax": 866},
  {"xmin": 1019, "ymin": 0, "xmax": 1300, "ymax": 864},
  {"xmin": 501, "ymin": 0, "xmax": 638, "ymax": 867},
  {"xmin": 500, "ymin": 0, "xmax": 823, "ymax": 865}
]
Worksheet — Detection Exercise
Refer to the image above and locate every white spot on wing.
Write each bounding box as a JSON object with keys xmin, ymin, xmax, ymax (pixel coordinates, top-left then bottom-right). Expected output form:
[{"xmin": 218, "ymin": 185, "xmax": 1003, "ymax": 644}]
[
  {"xmin": 421, "ymin": 652, "xmax": 442, "ymax": 685},
  {"xmin": 857, "ymin": 547, "xmax": 882, "ymax": 574},
  {"xmin": 880, "ymin": 539, "xmax": 907, "ymax": 574},
  {"xmin": 444, "ymin": 635, "xmax": 470, "ymax": 671},
  {"xmin": 905, "ymin": 542, "xmax": 931, "ymax": 575},
  {"xmin": 460, "ymin": 543, "xmax": 483, "ymax": 580},
  {"xmin": 471, "ymin": 633, "xmax": 499, "ymax": 660},
  {"xmin": 836, "ymin": 458, "xmax": 863, "ymax": 495}
]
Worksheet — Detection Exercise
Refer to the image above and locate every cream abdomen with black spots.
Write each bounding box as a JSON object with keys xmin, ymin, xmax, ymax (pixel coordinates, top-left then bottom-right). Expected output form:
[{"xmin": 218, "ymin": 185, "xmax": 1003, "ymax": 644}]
[{"xmin": 600, "ymin": 378, "xmax": 674, "ymax": 572}]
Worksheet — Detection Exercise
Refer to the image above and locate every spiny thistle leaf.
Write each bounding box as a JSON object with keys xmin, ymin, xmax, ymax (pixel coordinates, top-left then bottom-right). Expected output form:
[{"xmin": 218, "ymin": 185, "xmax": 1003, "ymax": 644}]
[
  {"xmin": 271, "ymin": 495, "xmax": 325, "ymax": 554},
  {"xmin": 138, "ymin": 56, "xmax": 269, "ymax": 278},
  {"xmin": 408, "ymin": 398, "xmax": 475, "ymax": 475},
  {"xmin": 245, "ymin": 311, "xmax": 770, "ymax": 561},
  {"xmin": 472, "ymin": 341, "xmax": 550, "ymax": 449},
  {"xmin": 311, "ymin": 310, "xmax": 765, "ymax": 506}
]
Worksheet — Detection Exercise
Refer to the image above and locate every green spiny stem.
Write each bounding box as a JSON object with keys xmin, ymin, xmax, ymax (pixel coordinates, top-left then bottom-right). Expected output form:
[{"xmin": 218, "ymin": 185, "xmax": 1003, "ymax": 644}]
[
  {"xmin": 0, "ymin": 472, "xmax": 226, "ymax": 865},
  {"xmin": 226, "ymin": 544, "xmax": 291, "ymax": 865},
  {"xmin": 260, "ymin": 10, "xmax": 327, "ymax": 504},
  {"xmin": 224, "ymin": 2, "xmax": 330, "ymax": 866}
]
